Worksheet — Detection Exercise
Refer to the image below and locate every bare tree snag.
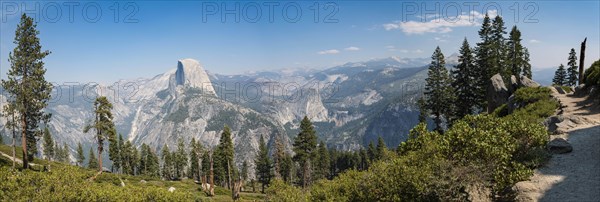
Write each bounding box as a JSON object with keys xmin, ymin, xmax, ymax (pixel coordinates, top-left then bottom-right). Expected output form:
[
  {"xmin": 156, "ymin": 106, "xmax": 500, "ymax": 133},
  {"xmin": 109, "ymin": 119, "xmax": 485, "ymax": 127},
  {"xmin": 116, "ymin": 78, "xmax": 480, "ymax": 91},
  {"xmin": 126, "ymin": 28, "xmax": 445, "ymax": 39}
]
[{"xmin": 579, "ymin": 37, "xmax": 587, "ymax": 85}]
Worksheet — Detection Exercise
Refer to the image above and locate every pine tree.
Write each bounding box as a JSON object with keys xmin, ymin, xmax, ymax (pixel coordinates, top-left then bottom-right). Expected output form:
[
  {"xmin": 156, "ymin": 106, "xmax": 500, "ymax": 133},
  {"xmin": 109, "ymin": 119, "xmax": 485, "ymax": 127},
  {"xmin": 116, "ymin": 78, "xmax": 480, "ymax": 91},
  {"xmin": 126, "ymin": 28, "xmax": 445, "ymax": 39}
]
[
  {"xmin": 216, "ymin": 125, "xmax": 234, "ymax": 188},
  {"xmin": 76, "ymin": 142, "xmax": 85, "ymax": 167},
  {"xmin": 567, "ymin": 48, "xmax": 579, "ymax": 86},
  {"xmin": 139, "ymin": 143, "xmax": 159, "ymax": 177},
  {"xmin": 367, "ymin": 141, "xmax": 376, "ymax": 162},
  {"xmin": 240, "ymin": 160, "xmax": 248, "ymax": 182},
  {"xmin": 553, "ymin": 64, "xmax": 568, "ymax": 86},
  {"xmin": 507, "ymin": 26, "xmax": 525, "ymax": 77},
  {"xmin": 490, "ymin": 15, "xmax": 508, "ymax": 79},
  {"xmin": 88, "ymin": 147, "xmax": 98, "ymax": 169},
  {"xmin": 522, "ymin": 48, "xmax": 532, "ymax": 79},
  {"xmin": 53, "ymin": 141, "xmax": 61, "ymax": 161},
  {"xmin": 376, "ymin": 136, "xmax": 386, "ymax": 160},
  {"xmin": 140, "ymin": 144, "xmax": 149, "ymax": 175},
  {"xmin": 314, "ymin": 141, "xmax": 330, "ymax": 181},
  {"xmin": 474, "ymin": 13, "xmax": 493, "ymax": 110},
  {"xmin": 272, "ymin": 134, "xmax": 286, "ymax": 178},
  {"xmin": 189, "ymin": 138, "xmax": 202, "ymax": 181},
  {"xmin": 42, "ymin": 127, "xmax": 54, "ymax": 161},
  {"xmin": 451, "ymin": 38, "xmax": 477, "ymax": 118},
  {"xmin": 61, "ymin": 143, "xmax": 69, "ymax": 164},
  {"xmin": 1, "ymin": 14, "xmax": 53, "ymax": 168},
  {"xmin": 255, "ymin": 135, "xmax": 272, "ymax": 193},
  {"xmin": 114, "ymin": 134, "xmax": 124, "ymax": 173},
  {"xmin": 174, "ymin": 138, "xmax": 188, "ymax": 179},
  {"xmin": 109, "ymin": 133, "xmax": 122, "ymax": 173},
  {"xmin": 424, "ymin": 47, "xmax": 455, "ymax": 132},
  {"xmin": 148, "ymin": 147, "xmax": 160, "ymax": 177},
  {"xmin": 83, "ymin": 96, "xmax": 116, "ymax": 172},
  {"xmin": 281, "ymin": 153, "xmax": 294, "ymax": 183},
  {"xmin": 122, "ymin": 141, "xmax": 133, "ymax": 174},
  {"xmin": 358, "ymin": 148, "xmax": 369, "ymax": 171},
  {"xmin": 293, "ymin": 116, "xmax": 318, "ymax": 188},
  {"xmin": 161, "ymin": 144, "xmax": 173, "ymax": 180},
  {"xmin": 417, "ymin": 97, "xmax": 427, "ymax": 123}
]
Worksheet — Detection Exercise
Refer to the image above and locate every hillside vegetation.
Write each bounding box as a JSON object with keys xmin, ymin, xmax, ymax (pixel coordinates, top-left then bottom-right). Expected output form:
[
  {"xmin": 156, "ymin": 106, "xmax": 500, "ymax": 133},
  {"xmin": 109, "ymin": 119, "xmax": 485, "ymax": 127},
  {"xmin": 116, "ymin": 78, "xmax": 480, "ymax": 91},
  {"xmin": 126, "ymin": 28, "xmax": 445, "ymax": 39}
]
[
  {"xmin": 0, "ymin": 144, "xmax": 264, "ymax": 202},
  {"xmin": 266, "ymin": 87, "xmax": 557, "ymax": 201}
]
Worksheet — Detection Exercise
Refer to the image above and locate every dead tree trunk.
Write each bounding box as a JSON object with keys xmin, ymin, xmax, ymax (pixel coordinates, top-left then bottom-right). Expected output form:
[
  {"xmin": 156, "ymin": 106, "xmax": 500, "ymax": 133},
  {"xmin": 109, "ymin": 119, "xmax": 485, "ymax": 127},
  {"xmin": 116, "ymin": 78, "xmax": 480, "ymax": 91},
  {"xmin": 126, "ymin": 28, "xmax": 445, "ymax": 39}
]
[
  {"xmin": 208, "ymin": 151, "xmax": 215, "ymax": 196},
  {"xmin": 11, "ymin": 111, "xmax": 16, "ymax": 169},
  {"xmin": 579, "ymin": 37, "xmax": 587, "ymax": 85},
  {"xmin": 21, "ymin": 113, "xmax": 28, "ymax": 169},
  {"xmin": 232, "ymin": 179, "xmax": 242, "ymax": 201}
]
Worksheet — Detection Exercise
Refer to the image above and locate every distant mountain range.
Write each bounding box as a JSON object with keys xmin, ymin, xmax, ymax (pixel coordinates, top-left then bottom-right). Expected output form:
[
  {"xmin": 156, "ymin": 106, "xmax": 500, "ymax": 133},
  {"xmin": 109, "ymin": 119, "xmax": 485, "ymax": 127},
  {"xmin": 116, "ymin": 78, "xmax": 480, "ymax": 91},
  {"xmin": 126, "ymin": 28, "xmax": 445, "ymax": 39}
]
[{"xmin": 0, "ymin": 54, "xmax": 469, "ymax": 173}]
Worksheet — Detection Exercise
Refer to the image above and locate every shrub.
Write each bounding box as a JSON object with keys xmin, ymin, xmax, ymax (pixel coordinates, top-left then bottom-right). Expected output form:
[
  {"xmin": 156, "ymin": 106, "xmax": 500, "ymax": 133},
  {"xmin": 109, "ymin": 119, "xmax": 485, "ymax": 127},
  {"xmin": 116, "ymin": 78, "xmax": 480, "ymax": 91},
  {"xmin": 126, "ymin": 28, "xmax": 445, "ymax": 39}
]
[
  {"xmin": 584, "ymin": 60, "xmax": 600, "ymax": 86},
  {"xmin": 513, "ymin": 87, "xmax": 552, "ymax": 105},
  {"xmin": 265, "ymin": 179, "xmax": 308, "ymax": 202},
  {"xmin": 0, "ymin": 166, "xmax": 202, "ymax": 201}
]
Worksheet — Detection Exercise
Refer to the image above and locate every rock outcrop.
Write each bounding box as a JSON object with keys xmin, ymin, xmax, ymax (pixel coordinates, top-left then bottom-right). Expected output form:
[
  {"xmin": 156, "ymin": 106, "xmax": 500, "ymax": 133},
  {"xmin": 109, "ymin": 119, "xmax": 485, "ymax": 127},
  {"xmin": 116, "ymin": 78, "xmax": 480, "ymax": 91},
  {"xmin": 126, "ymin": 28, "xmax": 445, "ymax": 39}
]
[
  {"xmin": 487, "ymin": 74, "xmax": 510, "ymax": 113},
  {"xmin": 518, "ymin": 75, "xmax": 540, "ymax": 88},
  {"xmin": 171, "ymin": 59, "xmax": 216, "ymax": 96},
  {"xmin": 547, "ymin": 138, "xmax": 573, "ymax": 154}
]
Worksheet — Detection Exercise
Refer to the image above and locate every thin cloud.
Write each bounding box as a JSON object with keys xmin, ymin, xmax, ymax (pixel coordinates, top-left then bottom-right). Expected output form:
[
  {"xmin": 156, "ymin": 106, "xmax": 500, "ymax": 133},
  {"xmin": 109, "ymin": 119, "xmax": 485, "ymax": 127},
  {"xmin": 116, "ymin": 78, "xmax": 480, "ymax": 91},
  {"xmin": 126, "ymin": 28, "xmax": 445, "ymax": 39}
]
[
  {"xmin": 529, "ymin": 39, "xmax": 541, "ymax": 44},
  {"xmin": 383, "ymin": 10, "xmax": 498, "ymax": 35},
  {"xmin": 317, "ymin": 49, "xmax": 340, "ymax": 55},
  {"xmin": 345, "ymin": 46, "xmax": 360, "ymax": 51}
]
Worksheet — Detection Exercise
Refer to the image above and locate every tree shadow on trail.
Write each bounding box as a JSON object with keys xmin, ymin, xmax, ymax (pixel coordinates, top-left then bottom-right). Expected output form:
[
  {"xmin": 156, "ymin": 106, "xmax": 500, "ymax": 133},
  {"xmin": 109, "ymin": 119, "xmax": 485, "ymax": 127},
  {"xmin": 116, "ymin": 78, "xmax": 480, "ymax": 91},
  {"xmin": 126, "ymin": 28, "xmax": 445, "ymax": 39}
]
[{"xmin": 538, "ymin": 125, "xmax": 600, "ymax": 202}]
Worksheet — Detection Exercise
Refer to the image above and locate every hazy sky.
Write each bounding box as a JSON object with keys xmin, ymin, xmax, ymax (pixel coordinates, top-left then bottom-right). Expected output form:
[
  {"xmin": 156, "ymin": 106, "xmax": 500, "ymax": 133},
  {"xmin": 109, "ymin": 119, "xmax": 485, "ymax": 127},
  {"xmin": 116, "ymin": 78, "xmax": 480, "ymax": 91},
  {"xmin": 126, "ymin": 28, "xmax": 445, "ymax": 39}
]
[{"xmin": 0, "ymin": 1, "xmax": 598, "ymax": 83}]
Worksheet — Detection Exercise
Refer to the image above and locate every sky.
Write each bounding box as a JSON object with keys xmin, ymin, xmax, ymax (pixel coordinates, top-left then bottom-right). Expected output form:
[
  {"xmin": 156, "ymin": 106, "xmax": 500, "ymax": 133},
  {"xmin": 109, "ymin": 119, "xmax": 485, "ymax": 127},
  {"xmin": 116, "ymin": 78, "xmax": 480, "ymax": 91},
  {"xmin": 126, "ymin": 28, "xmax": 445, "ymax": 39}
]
[{"xmin": 0, "ymin": 1, "xmax": 599, "ymax": 83}]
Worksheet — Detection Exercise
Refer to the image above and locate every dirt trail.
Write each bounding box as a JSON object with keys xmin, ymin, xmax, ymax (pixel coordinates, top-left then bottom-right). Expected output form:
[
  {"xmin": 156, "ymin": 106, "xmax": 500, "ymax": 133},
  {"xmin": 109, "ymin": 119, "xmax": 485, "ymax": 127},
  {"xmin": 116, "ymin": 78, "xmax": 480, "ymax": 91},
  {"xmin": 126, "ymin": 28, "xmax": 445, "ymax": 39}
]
[
  {"xmin": 514, "ymin": 90, "xmax": 600, "ymax": 202},
  {"xmin": 0, "ymin": 150, "xmax": 39, "ymax": 167}
]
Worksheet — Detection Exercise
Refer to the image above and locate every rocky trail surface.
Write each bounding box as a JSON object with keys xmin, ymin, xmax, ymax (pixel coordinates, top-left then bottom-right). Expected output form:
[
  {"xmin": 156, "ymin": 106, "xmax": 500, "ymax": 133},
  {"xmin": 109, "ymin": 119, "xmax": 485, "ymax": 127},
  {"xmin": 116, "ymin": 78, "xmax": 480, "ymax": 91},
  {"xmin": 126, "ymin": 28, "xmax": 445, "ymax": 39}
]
[{"xmin": 514, "ymin": 88, "xmax": 600, "ymax": 202}]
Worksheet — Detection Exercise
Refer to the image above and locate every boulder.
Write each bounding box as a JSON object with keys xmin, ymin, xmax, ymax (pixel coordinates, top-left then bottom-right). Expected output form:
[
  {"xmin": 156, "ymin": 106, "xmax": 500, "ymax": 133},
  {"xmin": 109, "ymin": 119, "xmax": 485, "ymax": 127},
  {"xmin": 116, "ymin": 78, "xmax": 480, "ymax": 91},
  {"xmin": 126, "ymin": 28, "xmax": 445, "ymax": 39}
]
[
  {"xmin": 168, "ymin": 187, "xmax": 176, "ymax": 192},
  {"xmin": 487, "ymin": 74, "xmax": 510, "ymax": 113},
  {"xmin": 554, "ymin": 86, "xmax": 566, "ymax": 94},
  {"xmin": 518, "ymin": 75, "xmax": 540, "ymax": 88},
  {"xmin": 140, "ymin": 180, "xmax": 147, "ymax": 184},
  {"xmin": 547, "ymin": 138, "xmax": 573, "ymax": 154},
  {"xmin": 544, "ymin": 116, "xmax": 562, "ymax": 134},
  {"xmin": 510, "ymin": 75, "xmax": 519, "ymax": 92}
]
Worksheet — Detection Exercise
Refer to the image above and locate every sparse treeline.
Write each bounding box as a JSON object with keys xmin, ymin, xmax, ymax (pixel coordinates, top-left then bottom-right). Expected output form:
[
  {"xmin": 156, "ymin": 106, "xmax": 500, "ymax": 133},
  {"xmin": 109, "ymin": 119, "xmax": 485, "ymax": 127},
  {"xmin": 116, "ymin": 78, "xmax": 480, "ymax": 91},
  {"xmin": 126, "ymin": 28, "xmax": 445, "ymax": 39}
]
[{"xmin": 553, "ymin": 48, "xmax": 580, "ymax": 86}]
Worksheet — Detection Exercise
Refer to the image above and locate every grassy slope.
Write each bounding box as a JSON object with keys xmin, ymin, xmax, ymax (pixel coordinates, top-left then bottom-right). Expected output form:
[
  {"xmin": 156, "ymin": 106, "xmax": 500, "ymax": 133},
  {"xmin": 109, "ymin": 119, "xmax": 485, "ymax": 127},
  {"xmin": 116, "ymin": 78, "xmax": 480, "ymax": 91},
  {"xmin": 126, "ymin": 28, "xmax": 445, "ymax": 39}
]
[{"xmin": 0, "ymin": 144, "xmax": 264, "ymax": 202}]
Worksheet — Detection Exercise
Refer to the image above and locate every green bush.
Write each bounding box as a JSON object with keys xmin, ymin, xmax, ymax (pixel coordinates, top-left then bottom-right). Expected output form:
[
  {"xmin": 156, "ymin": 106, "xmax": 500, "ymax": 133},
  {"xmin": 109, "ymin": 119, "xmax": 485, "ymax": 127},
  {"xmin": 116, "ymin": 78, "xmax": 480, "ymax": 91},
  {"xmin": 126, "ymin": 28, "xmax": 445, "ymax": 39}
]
[
  {"xmin": 584, "ymin": 60, "xmax": 600, "ymax": 86},
  {"xmin": 513, "ymin": 87, "xmax": 552, "ymax": 105},
  {"xmin": 0, "ymin": 165, "xmax": 203, "ymax": 201},
  {"xmin": 265, "ymin": 179, "xmax": 308, "ymax": 202}
]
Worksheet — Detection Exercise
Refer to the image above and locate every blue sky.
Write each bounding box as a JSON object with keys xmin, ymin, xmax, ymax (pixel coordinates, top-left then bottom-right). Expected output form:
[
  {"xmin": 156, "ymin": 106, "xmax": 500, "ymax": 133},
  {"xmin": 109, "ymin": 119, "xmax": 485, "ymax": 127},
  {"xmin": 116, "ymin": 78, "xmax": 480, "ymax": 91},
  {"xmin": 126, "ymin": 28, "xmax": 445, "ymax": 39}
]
[{"xmin": 1, "ymin": 1, "xmax": 599, "ymax": 83}]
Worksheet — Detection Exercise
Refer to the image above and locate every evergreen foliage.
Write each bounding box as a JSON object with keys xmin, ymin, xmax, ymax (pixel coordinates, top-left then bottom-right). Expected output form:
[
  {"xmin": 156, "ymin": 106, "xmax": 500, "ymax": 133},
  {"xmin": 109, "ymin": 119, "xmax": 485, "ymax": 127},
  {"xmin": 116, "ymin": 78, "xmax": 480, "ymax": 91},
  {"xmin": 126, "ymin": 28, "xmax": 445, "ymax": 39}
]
[
  {"xmin": 451, "ymin": 38, "xmax": 477, "ymax": 118},
  {"xmin": 76, "ymin": 142, "xmax": 85, "ymax": 167},
  {"xmin": 1, "ymin": 13, "xmax": 53, "ymax": 168},
  {"xmin": 292, "ymin": 116, "xmax": 318, "ymax": 188},
  {"xmin": 567, "ymin": 48, "xmax": 579, "ymax": 86},
  {"xmin": 42, "ymin": 127, "xmax": 54, "ymax": 161},
  {"xmin": 255, "ymin": 135, "xmax": 272, "ymax": 192},
  {"xmin": 424, "ymin": 47, "xmax": 455, "ymax": 131},
  {"xmin": 553, "ymin": 64, "xmax": 568, "ymax": 86}
]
